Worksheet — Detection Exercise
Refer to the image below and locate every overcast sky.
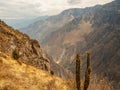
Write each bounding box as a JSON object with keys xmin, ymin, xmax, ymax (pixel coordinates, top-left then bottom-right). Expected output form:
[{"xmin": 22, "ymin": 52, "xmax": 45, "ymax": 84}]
[{"xmin": 0, "ymin": 0, "xmax": 113, "ymax": 19}]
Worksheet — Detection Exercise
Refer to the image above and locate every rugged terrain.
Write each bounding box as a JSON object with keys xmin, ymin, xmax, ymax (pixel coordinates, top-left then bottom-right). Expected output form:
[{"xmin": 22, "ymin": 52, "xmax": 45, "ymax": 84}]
[
  {"xmin": 0, "ymin": 20, "xmax": 50, "ymax": 72},
  {"xmin": 21, "ymin": 5, "xmax": 101, "ymax": 41},
  {"xmin": 43, "ymin": 0, "xmax": 120, "ymax": 88},
  {"xmin": 0, "ymin": 20, "xmax": 73, "ymax": 79},
  {"xmin": 0, "ymin": 52, "xmax": 114, "ymax": 90},
  {"xmin": 0, "ymin": 52, "xmax": 74, "ymax": 90},
  {"xmin": 3, "ymin": 16, "xmax": 49, "ymax": 29},
  {"xmin": 21, "ymin": 0, "xmax": 120, "ymax": 89},
  {"xmin": 0, "ymin": 20, "xmax": 114, "ymax": 90}
]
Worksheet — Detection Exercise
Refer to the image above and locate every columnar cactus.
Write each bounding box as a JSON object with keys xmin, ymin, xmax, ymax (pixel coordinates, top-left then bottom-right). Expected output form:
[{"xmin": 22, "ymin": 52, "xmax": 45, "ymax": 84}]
[
  {"xmin": 76, "ymin": 54, "xmax": 81, "ymax": 90},
  {"xmin": 84, "ymin": 52, "xmax": 91, "ymax": 90}
]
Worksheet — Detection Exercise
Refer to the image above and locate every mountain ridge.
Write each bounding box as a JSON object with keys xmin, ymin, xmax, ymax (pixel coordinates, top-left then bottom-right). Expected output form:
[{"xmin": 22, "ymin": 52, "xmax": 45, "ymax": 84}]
[
  {"xmin": 0, "ymin": 20, "xmax": 73, "ymax": 79},
  {"xmin": 44, "ymin": 0, "xmax": 120, "ymax": 88},
  {"xmin": 21, "ymin": 5, "xmax": 102, "ymax": 41},
  {"xmin": 21, "ymin": 0, "xmax": 120, "ymax": 88}
]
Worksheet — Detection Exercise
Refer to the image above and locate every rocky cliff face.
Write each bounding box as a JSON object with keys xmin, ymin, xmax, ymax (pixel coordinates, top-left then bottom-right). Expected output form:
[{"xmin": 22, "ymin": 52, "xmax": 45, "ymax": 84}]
[
  {"xmin": 11, "ymin": 0, "xmax": 120, "ymax": 88},
  {"xmin": 0, "ymin": 20, "xmax": 73, "ymax": 79},
  {"xmin": 0, "ymin": 20, "xmax": 51, "ymax": 72},
  {"xmin": 43, "ymin": 0, "xmax": 120, "ymax": 66},
  {"xmin": 21, "ymin": 6, "xmax": 101, "ymax": 41},
  {"xmin": 42, "ymin": 0, "xmax": 120, "ymax": 88}
]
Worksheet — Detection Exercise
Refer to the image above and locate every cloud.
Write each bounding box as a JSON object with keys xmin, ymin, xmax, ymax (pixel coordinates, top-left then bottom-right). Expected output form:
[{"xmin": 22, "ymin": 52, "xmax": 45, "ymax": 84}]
[
  {"xmin": 68, "ymin": 0, "xmax": 81, "ymax": 5},
  {"xmin": 0, "ymin": 0, "xmax": 113, "ymax": 19},
  {"xmin": 0, "ymin": 0, "xmax": 43, "ymax": 19}
]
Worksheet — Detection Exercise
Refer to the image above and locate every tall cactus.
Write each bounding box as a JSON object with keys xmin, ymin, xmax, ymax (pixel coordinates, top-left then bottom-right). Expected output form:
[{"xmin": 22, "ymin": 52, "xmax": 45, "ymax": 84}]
[
  {"xmin": 76, "ymin": 54, "xmax": 81, "ymax": 90},
  {"xmin": 84, "ymin": 52, "xmax": 91, "ymax": 90}
]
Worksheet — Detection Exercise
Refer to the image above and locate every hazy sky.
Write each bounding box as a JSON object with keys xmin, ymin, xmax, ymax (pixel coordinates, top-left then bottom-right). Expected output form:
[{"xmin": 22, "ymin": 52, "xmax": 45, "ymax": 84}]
[{"xmin": 0, "ymin": 0, "xmax": 113, "ymax": 19}]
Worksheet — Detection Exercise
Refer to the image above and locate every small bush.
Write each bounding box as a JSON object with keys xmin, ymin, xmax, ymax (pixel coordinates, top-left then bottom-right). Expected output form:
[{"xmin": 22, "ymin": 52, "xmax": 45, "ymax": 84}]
[
  {"xmin": 12, "ymin": 50, "xmax": 19, "ymax": 60},
  {"xmin": 50, "ymin": 70, "xmax": 54, "ymax": 75}
]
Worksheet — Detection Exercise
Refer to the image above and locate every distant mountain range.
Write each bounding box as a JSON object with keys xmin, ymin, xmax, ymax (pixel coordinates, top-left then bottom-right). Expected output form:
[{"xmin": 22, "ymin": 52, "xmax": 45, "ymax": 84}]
[
  {"xmin": 21, "ymin": 5, "xmax": 102, "ymax": 41},
  {"xmin": 21, "ymin": 0, "xmax": 120, "ymax": 89},
  {"xmin": 3, "ymin": 16, "xmax": 49, "ymax": 30}
]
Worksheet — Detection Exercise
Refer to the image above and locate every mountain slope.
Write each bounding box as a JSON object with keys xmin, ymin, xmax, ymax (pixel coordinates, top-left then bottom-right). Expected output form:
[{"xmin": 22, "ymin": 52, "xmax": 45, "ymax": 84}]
[
  {"xmin": 0, "ymin": 20, "xmax": 73, "ymax": 79},
  {"xmin": 0, "ymin": 20, "xmax": 50, "ymax": 72},
  {"xmin": 0, "ymin": 51, "xmax": 114, "ymax": 90},
  {"xmin": 42, "ymin": 0, "xmax": 120, "ymax": 88},
  {"xmin": 21, "ymin": 6, "xmax": 101, "ymax": 41},
  {"xmin": 0, "ymin": 52, "xmax": 73, "ymax": 90},
  {"xmin": 0, "ymin": 25, "xmax": 114, "ymax": 89},
  {"xmin": 3, "ymin": 16, "xmax": 49, "ymax": 30},
  {"xmin": 14, "ymin": 0, "xmax": 120, "ymax": 88}
]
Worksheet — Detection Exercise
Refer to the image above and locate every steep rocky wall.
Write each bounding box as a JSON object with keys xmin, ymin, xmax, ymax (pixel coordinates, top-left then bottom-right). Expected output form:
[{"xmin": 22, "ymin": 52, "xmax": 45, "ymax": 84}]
[
  {"xmin": 0, "ymin": 20, "xmax": 50, "ymax": 72},
  {"xmin": 0, "ymin": 20, "xmax": 74, "ymax": 79}
]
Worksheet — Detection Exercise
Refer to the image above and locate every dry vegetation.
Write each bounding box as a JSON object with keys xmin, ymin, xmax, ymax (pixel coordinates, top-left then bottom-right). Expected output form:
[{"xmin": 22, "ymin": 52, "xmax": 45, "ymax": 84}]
[
  {"xmin": 88, "ymin": 75, "xmax": 114, "ymax": 90},
  {"xmin": 67, "ymin": 75, "xmax": 115, "ymax": 90},
  {"xmin": 0, "ymin": 52, "xmax": 73, "ymax": 90},
  {"xmin": 0, "ymin": 52, "xmax": 116, "ymax": 90}
]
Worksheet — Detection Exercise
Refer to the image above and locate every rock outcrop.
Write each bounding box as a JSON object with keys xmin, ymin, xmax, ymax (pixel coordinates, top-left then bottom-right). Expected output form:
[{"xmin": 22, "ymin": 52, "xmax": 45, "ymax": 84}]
[
  {"xmin": 0, "ymin": 20, "xmax": 74, "ymax": 79},
  {"xmin": 0, "ymin": 20, "xmax": 50, "ymax": 72}
]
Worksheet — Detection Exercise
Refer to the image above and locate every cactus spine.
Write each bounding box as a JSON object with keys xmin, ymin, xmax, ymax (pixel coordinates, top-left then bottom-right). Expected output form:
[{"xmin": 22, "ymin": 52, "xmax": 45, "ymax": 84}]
[
  {"xmin": 76, "ymin": 54, "xmax": 81, "ymax": 90},
  {"xmin": 84, "ymin": 52, "xmax": 91, "ymax": 90}
]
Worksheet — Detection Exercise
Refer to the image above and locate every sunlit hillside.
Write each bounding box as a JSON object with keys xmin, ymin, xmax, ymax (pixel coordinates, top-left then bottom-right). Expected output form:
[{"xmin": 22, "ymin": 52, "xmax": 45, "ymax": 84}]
[
  {"xmin": 0, "ymin": 1, "xmax": 119, "ymax": 89},
  {"xmin": 0, "ymin": 52, "xmax": 74, "ymax": 90},
  {"xmin": 0, "ymin": 51, "xmax": 115, "ymax": 90}
]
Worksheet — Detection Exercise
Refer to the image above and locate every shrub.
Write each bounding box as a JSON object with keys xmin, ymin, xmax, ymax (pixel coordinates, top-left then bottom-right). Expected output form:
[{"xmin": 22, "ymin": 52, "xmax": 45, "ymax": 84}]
[
  {"xmin": 12, "ymin": 50, "xmax": 19, "ymax": 60},
  {"xmin": 50, "ymin": 70, "xmax": 54, "ymax": 75}
]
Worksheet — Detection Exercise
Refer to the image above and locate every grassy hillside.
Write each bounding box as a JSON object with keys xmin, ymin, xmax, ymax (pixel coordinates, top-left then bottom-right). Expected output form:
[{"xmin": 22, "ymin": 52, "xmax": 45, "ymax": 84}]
[
  {"xmin": 0, "ymin": 52, "xmax": 73, "ymax": 90},
  {"xmin": 0, "ymin": 52, "xmax": 115, "ymax": 90},
  {"xmin": 0, "ymin": 19, "xmax": 73, "ymax": 79}
]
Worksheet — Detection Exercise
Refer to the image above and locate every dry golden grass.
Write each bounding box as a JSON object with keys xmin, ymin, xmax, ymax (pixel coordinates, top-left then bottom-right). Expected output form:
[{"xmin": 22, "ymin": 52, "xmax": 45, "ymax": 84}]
[
  {"xmin": 66, "ymin": 75, "xmax": 114, "ymax": 90},
  {"xmin": 88, "ymin": 75, "xmax": 114, "ymax": 90},
  {"xmin": 0, "ymin": 53, "xmax": 73, "ymax": 90},
  {"xmin": 0, "ymin": 52, "xmax": 116, "ymax": 90}
]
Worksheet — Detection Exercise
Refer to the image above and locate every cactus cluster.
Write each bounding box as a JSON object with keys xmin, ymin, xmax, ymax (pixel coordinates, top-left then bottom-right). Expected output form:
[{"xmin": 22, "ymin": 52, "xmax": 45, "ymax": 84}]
[{"xmin": 76, "ymin": 52, "xmax": 91, "ymax": 90}]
